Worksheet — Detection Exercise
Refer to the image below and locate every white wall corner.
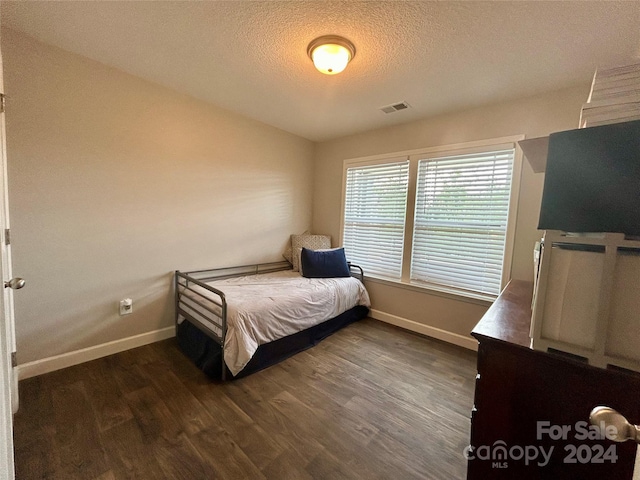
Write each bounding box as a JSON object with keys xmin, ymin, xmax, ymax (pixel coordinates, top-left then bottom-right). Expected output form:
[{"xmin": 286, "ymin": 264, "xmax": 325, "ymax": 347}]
[
  {"xmin": 370, "ymin": 309, "xmax": 479, "ymax": 352},
  {"xmin": 17, "ymin": 327, "xmax": 176, "ymax": 380}
]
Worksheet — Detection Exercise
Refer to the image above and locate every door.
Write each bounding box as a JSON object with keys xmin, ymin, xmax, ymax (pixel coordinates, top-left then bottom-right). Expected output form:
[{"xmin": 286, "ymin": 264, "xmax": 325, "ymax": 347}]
[{"xmin": 0, "ymin": 38, "xmax": 17, "ymax": 480}]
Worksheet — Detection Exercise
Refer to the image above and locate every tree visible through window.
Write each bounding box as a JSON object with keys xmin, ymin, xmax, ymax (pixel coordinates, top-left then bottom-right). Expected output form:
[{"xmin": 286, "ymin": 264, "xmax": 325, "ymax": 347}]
[{"xmin": 411, "ymin": 150, "xmax": 515, "ymax": 296}]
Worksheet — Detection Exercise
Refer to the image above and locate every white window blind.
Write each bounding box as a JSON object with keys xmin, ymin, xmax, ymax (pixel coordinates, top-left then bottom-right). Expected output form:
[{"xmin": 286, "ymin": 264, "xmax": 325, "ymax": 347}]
[
  {"xmin": 343, "ymin": 161, "xmax": 409, "ymax": 279},
  {"xmin": 411, "ymin": 149, "xmax": 515, "ymax": 296}
]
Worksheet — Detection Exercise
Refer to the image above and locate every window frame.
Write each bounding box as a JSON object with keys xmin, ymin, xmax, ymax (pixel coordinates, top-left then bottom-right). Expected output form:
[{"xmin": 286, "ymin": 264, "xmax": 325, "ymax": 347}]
[{"xmin": 339, "ymin": 135, "xmax": 524, "ymax": 302}]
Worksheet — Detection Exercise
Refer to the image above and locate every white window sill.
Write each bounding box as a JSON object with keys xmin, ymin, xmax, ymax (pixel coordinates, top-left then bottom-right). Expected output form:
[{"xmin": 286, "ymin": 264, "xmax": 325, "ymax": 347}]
[{"xmin": 363, "ymin": 274, "xmax": 495, "ymax": 307}]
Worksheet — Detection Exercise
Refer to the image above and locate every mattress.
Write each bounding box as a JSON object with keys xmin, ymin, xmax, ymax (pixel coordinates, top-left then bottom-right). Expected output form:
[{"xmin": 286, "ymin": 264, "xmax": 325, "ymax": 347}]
[{"xmin": 178, "ymin": 270, "xmax": 370, "ymax": 376}]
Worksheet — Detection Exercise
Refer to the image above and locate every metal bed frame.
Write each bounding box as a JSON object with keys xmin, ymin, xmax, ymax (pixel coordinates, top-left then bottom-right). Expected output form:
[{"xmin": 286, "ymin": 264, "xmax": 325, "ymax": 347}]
[{"xmin": 175, "ymin": 260, "xmax": 364, "ymax": 380}]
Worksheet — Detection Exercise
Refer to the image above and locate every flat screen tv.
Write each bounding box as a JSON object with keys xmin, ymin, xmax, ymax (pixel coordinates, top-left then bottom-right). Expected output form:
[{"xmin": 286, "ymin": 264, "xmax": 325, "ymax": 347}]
[{"xmin": 538, "ymin": 119, "xmax": 640, "ymax": 237}]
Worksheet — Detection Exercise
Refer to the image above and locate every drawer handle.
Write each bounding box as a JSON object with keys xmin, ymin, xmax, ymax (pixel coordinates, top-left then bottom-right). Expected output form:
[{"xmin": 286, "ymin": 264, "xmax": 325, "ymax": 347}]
[{"xmin": 589, "ymin": 406, "xmax": 640, "ymax": 444}]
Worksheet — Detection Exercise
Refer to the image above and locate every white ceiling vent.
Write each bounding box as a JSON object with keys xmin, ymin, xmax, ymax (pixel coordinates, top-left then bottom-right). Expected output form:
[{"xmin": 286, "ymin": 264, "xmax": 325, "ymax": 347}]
[{"xmin": 380, "ymin": 101, "xmax": 411, "ymax": 114}]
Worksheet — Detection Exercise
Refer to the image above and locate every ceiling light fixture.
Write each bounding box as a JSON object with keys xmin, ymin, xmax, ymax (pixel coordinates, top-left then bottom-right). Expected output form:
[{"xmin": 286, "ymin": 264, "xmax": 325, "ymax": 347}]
[{"xmin": 307, "ymin": 35, "xmax": 356, "ymax": 75}]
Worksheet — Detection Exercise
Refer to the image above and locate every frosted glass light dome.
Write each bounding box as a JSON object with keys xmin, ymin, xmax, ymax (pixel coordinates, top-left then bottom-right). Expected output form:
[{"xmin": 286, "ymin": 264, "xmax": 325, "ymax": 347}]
[{"xmin": 307, "ymin": 36, "xmax": 356, "ymax": 75}]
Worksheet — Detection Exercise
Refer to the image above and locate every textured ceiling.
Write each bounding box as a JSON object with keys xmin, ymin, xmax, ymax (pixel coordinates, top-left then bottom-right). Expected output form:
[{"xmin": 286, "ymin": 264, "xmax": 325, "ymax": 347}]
[{"xmin": 2, "ymin": 1, "xmax": 640, "ymax": 141}]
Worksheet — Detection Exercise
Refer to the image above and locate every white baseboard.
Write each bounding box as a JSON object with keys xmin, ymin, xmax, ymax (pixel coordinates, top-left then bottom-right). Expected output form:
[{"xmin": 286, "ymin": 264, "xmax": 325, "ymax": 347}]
[
  {"xmin": 370, "ymin": 309, "xmax": 478, "ymax": 351},
  {"xmin": 17, "ymin": 326, "xmax": 176, "ymax": 380},
  {"xmin": 17, "ymin": 314, "xmax": 475, "ymax": 379}
]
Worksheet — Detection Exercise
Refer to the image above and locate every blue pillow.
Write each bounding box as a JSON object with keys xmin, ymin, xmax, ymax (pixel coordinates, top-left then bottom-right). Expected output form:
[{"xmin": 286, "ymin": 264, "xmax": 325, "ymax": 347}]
[{"xmin": 301, "ymin": 247, "xmax": 351, "ymax": 278}]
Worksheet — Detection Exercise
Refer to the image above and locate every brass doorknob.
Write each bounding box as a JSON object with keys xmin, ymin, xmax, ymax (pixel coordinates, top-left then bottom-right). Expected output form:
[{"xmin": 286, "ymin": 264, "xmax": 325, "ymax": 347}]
[
  {"xmin": 590, "ymin": 406, "xmax": 640, "ymax": 444},
  {"xmin": 4, "ymin": 278, "xmax": 25, "ymax": 290}
]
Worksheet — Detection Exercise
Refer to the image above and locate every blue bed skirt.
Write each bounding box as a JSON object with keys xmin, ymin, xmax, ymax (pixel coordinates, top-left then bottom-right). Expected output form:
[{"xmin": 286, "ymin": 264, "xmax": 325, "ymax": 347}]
[{"xmin": 176, "ymin": 305, "xmax": 369, "ymax": 380}]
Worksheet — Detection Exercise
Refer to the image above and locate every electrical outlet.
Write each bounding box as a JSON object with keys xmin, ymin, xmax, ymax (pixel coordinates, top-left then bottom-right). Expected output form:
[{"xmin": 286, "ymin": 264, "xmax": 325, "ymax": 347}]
[{"xmin": 119, "ymin": 298, "xmax": 133, "ymax": 316}]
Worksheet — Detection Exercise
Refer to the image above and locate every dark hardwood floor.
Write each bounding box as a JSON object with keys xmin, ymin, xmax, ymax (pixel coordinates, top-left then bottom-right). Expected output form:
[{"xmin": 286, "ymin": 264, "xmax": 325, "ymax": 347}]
[{"xmin": 13, "ymin": 318, "xmax": 477, "ymax": 480}]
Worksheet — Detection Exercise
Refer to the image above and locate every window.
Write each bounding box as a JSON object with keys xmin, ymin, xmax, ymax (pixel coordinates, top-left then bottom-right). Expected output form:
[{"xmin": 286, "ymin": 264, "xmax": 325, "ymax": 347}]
[
  {"xmin": 343, "ymin": 159, "xmax": 409, "ymax": 279},
  {"xmin": 411, "ymin": 150, "xmax": 514, "ymax": 296},
  {"xmin": 341, "ymin": 138, "xmax": 522, "ymax": 300}
]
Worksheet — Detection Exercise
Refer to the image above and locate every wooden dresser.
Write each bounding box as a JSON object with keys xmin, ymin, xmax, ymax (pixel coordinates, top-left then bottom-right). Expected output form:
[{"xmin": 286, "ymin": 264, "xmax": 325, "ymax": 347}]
[{"xmin": 467, "ymin": 280, "xmax": 640, "ymax": 479}]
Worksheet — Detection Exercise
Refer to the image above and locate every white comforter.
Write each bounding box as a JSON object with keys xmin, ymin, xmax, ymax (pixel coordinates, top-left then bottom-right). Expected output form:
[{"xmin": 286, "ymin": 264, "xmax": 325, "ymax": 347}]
[{"xmin": 182, "ymin": 270, "xmax": 370, "ymax": 376}]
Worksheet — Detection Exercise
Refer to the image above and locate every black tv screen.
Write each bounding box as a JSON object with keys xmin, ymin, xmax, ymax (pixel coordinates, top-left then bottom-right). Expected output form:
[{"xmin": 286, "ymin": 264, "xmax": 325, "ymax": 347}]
[{"xmin": 538, "ymin": 119, "xmax": 640, "ymax": 237}]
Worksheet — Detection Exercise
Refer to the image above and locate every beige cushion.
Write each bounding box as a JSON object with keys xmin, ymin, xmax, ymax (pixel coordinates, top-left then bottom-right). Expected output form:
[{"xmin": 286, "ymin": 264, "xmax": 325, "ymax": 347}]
[
  {"xmin": 283, "ymin": 230, "xmax": 309, "ymax": 265},
  {"xmin": 291, "ymin": 234, "xmax": 331, "ymax": 272},
  {"xmin": 283, "ymin": 244, "xmax": 293, "ymax": 264}
]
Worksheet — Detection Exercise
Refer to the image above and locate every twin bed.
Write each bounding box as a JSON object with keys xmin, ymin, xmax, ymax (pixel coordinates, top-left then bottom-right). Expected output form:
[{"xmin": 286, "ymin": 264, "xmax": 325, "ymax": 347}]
[{"xmin": 175, "ymin": 258, "xmax": 370, "ymax": 380}]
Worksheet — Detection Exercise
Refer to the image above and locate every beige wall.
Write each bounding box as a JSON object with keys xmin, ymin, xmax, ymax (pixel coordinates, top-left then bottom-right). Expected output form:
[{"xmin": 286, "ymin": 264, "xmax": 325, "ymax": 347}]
[
  {"xmin": 312, "ymin": 85, "xmax": 590, "ymax": 339},
  {"xmin": 2, "ymin": 29, "xmax": 314, "ymax": 364}
]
